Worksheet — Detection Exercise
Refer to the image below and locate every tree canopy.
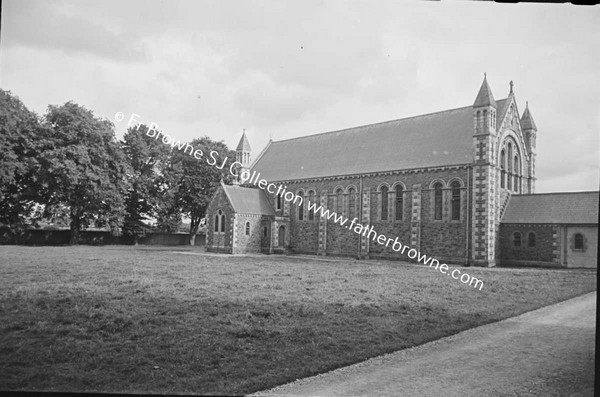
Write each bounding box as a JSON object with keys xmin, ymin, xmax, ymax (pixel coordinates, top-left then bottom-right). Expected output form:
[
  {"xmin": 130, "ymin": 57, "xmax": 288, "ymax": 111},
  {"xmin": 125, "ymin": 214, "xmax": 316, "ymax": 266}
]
[
  {"xmin": 39, "ymin": 102, "xmax": 129, "ymax": 244},
  {"xmin": 168, "ymin": 137, "xmax": 235, "ymax": 244},
  {"xmin": 121, "ymin": 124, "xmax": 171, "ymax": 243},
  {"xmin": 0, "ymin": 90, "xmax": 45, "ymax": 229},
  {"xmin": 1, "ymin": 90, "xmax": 235, "ymax": 245}
]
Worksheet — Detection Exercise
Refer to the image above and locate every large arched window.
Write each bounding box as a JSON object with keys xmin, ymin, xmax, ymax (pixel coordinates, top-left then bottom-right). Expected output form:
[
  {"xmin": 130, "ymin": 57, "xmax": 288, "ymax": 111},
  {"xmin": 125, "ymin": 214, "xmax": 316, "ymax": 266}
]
[
  {"xmin": 433, "ymin": 182, "xmax": 443, "ymax": 220},
  {"xmin": 220, "ymin": 211, "xmax": 225, "ymax": 233},
  {"xmin": 451, "ymin": 181, "xmax": 461, "ymax": 221},
  {"xmin": 528, "ymin": 232, "xmax": 536, "ymax": 247},
  {"xmin": 214, "ymin": 213, "xmax": 219, "ymax": 233},
  {"xmin": 348, "ymin": 187, "xmax": 356, "ymax": 220},
  {"xmin": 336, "ymin": 188, "xmax": 344, "ymax": 214},
  {"xmin": 500, "ymin": 149, "xmax": 506, "ymax": 189},
  {"xmin": 297, "ymin": 190, "xmax": 304, "ymax": 221},
  {"xmin": 501, "ymin": 137, "xmax": 522, "ymax": 193},
  {"xmin": 513, "ymin": 232, "xmax": 521, "ymax": 247},
  {"xmin": 308, "ymin": 191, "xmax": 315, "ymax": 221},
  {"xmin": 395, "ymin": 185, "xmax": 404, "ymax": 221},
  {"xmin": 514, "ymin": 156, "xmax": 520, "ymax": 193},
  {"xmin": 380, "ymin": 186, "xmax": 389, "ymax": 221},
  {"xmin": 507, "ymin": 143, "xmax": 513, "ymax": 190}
]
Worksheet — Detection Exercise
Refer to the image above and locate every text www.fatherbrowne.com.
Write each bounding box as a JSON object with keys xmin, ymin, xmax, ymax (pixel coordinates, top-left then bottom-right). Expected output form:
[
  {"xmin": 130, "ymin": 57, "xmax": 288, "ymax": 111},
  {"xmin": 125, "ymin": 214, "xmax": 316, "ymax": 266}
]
[
  {"xmin": 310, "ymin": 205, "xmax": 483, "ymax": 290},
  {"xmin": 117, "ymin": 112, "xmax": 484, "ymax": 291},
  {"xmin": 240, "ymin": 170, "xmax": 484, "ymax": 291}
]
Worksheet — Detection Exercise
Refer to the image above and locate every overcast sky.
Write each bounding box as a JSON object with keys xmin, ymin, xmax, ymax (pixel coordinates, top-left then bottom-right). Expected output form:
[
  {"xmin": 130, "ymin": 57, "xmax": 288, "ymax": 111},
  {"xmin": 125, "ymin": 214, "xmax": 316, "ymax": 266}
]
[{"xmin": 1, "ymin": 0, "xmax": 598, "ymax": 193}]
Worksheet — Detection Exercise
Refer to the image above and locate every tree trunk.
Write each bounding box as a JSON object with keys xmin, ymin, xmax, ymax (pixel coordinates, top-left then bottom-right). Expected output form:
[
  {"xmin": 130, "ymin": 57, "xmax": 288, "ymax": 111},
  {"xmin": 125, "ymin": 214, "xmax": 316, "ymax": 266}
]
[
  {"xmin": 189, "ymin": 217, "xmax": 200, "ymax": 246},
  {"xmin": 70, "ymin": 215, "xmax": 81, "ymax": 245}
]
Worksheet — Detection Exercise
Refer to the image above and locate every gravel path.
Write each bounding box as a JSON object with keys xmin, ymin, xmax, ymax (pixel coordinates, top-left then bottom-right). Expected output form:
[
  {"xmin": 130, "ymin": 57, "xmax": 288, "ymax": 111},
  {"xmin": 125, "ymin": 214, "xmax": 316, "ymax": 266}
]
[{"xmin": 252, "ymin": 292, "xmax": 596, "ymax": 397}]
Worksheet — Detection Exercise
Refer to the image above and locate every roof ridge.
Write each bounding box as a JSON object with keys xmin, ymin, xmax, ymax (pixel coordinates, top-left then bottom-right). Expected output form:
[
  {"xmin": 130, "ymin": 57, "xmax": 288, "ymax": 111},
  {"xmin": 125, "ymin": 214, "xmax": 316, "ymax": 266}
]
[
  {"xmin": 513, "ymin": 191, "xmax": 599, "ymax": 197},
  {"xmin": 270, "ymin": 104, "xmax": 474, "ymax": 144}
]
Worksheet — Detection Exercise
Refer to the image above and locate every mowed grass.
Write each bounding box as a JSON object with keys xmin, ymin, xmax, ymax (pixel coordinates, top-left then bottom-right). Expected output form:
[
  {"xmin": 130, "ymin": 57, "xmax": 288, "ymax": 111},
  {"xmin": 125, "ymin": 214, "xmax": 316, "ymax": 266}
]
[{"xmin": 0, "ymin": 246, "xmax": 596, "ymax": 395}]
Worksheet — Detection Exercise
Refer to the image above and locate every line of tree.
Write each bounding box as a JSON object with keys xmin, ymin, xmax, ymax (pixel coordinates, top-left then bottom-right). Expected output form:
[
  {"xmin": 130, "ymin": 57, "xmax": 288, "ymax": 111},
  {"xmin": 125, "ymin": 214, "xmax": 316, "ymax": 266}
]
[{"xmin": 0, "ymin": 89, "xmax": 234, "ymax": 245}]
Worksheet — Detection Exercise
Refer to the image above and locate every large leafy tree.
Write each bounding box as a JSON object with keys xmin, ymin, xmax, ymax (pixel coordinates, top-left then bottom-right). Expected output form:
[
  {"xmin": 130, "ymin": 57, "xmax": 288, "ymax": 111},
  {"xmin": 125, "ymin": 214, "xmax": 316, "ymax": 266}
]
[
  {"xmin": 0, "ymin": 90, "xmax": 46, "ymax": 229},
  {"xmin": 39, "ymin": 102, "xmax": 129, "ymax": 244},
  {"xmin": 121, "ymin": 124, "xmax": 171, "ymax": 244},
  {"xmin": 157, "ymin": 136, "xmax": 234, "ymax": 244}
]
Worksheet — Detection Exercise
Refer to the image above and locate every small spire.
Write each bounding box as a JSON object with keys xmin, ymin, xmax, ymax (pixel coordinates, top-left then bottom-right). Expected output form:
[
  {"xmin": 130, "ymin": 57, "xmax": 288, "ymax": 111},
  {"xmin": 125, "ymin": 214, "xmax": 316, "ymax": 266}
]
[
  {"xmin": 236, "ymin": 129, "xmax": 251, "ymax": 151},
  {"xmin": 520, "ymin": 102, "xmax": 537, "ymax": 131},
  {"xmin": 509, "ymin": 80, "xmax": 514, "ymax": 95},
  {"xmin": 473, "ymin": 74, "xmax": 496, "ymax": 108}
]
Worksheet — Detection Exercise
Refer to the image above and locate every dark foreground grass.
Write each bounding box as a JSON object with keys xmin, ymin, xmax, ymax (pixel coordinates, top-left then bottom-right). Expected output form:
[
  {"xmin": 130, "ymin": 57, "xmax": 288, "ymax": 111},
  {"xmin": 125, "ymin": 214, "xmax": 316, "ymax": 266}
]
[{"xmin": 0, "ymin": 246, "xmax": 596, "ymax": 395}]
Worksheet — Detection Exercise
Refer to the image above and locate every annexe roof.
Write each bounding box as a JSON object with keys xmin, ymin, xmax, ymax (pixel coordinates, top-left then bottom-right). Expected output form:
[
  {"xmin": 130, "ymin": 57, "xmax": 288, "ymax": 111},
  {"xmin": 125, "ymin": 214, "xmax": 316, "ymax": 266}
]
[
  {"xmin": 252, "ymin": 101, "xmax": 514, "ymax": 182},
  {"xmin": 502, "ymin": 191, "xmax": 599, "ymax": 224},
  {"xmin": 222, "ymin": 183, "xmax": 275, "ymax": 216}
]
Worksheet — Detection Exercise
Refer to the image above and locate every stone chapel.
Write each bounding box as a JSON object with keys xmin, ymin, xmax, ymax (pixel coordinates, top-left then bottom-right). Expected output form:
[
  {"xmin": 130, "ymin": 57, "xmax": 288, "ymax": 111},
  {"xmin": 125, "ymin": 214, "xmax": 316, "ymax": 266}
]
[{"xmin": 205, "ymin": 76, "xmax": 598, "ymax": 267}]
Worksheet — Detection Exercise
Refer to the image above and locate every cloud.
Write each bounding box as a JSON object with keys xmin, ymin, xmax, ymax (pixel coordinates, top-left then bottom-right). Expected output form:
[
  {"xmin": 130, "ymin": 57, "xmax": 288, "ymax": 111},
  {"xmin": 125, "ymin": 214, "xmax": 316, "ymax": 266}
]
[
  {"xmin": 1, "ymin": 0, "xmax": 598, "ymax": 193},
  {"xmin": 3, "ymin": 0, "xmax": 147, "ymax": 62}
]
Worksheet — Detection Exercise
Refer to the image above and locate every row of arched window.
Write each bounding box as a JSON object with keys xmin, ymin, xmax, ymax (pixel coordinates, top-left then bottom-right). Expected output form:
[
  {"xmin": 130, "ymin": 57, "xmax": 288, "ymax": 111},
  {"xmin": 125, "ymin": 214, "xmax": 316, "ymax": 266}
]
[
  {"xmin": 296, "ymin": 190, "xmax": 317, "ymax": 221},
  {"xmin": 216, "ymin": 216, "xmax": 266, "ymax": 239},
  {"xmin": 378, "ymin": 184, "xmax": 404, "ymax": 221},
  {"xmin": 513, "ymin": 231, "xmax": 535, "ymax": 247},
  {"xmin": 475, "ymin": 108, "xmax": 496, "ymax": 132},
  {"xmin": 292, "ymin": 179, "xmax": 463, "ymax": 222},
  {"xmin": 513, "ymin": 231, "xmax": 587, "ymax": 251},
  {"xmin": 431, "ymin": 180, "xmax": 462, "ymax": 221}
]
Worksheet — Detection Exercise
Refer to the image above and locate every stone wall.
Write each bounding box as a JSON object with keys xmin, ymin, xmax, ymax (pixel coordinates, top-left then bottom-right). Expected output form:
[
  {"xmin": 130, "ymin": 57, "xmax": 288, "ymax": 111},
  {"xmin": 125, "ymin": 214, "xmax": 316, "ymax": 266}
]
[
  {"xmin": 0, "ymin": 228, "xmax": 205, "ymax": 246},
  {"xmin": 563, "ymin": 225, "xmax": 597, "ymax": 268},
  {"xmin": 205, "ymin": 186, "xmax": 234, "ymax": 253},
  {"xmin": 499, "ymin": 223, "xmax": 557, "ymax": 266},
  {"xmin": 259, "ymin": 166, "xmax": 471, "ymax": 264},
  {"xmin": 232, "ymin": 213, "xmax": 264, "ymax": 254}
]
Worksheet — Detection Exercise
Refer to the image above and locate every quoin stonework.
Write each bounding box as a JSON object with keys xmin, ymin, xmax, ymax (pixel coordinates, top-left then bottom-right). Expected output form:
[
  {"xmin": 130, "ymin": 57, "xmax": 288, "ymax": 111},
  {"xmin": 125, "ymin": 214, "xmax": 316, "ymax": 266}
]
[{"xmin": 205, "ymin": 76, "xmax": 598, "ymax": 268}]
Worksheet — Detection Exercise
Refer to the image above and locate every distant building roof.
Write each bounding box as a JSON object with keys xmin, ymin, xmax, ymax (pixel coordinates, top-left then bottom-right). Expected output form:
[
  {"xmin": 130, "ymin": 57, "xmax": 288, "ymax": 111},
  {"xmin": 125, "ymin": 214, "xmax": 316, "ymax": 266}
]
[
  {"xmin": 222, "ymin": 183, "xmax": 275, "ymax": 216},
  {"xmin": 252, "ymin": 99, "xmax": 515, "ymax": 182},
  {"xmin": 502, "ymin": 191, "xmax": 599, "ymax": 224}
]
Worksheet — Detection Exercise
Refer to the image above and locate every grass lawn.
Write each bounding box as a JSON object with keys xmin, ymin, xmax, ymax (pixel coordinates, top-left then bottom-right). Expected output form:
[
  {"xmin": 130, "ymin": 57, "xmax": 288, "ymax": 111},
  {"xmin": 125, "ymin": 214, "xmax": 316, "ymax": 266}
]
[{"xmin": 0, "ymin": 245, "xmax": 596, "ymax": 395}]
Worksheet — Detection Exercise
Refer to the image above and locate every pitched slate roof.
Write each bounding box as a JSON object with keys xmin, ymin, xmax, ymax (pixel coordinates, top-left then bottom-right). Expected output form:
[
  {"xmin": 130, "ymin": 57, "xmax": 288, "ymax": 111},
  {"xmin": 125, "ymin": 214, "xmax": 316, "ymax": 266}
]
[
  {"xmin": 473, "ymin": 76, "xmax": 497, "ymax": 108},
  {"xmin": 252, "ymin": 101, "xmax": 512, "ymax": 182},
  {"xmin": 222, "ymin": 184, "xmax": 275, "ymax": 216},
  {"xmin": 495, "ymin": 98, "xmax": 508, "ymax": 127},
  {"xmin": 502, "ymin": 192, "xmax": 599, "ymax": 224}
]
